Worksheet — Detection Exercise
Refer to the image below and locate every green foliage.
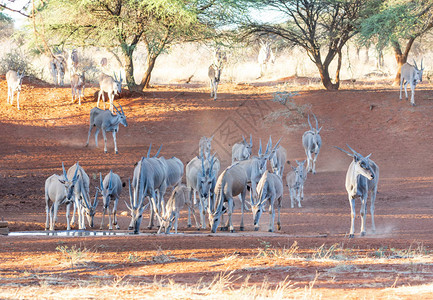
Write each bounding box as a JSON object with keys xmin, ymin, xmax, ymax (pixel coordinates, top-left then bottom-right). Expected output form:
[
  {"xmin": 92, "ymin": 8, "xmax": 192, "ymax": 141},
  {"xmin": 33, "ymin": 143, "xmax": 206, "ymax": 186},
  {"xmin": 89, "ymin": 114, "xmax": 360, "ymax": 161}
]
[
  {"xmin": 360, "ymin": 0, "xmax": 433, "ymax": 50},
  {"xmin": 0, "ymin": 49, "xmax": 34, "ymax": 76}
]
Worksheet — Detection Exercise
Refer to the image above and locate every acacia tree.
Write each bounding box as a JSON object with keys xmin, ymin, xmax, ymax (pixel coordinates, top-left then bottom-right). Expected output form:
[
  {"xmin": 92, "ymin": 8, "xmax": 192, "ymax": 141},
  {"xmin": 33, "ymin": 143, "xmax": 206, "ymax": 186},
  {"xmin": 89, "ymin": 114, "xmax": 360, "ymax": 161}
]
[
  {"xmin": 360, "ymin": 0, "xmax": 433, "ymax": 83},
  {"xmin": 244, "ymin": 0, "xmax": 368, "ymax": 90}
]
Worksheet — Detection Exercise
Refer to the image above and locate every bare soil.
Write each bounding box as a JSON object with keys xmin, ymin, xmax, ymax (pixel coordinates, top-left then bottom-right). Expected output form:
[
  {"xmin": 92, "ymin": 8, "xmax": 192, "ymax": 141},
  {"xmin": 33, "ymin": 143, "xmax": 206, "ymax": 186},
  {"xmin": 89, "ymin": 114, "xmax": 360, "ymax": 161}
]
[{"xmin": 1, "ymin": 75, "xmax": 433, "ymax": 298}]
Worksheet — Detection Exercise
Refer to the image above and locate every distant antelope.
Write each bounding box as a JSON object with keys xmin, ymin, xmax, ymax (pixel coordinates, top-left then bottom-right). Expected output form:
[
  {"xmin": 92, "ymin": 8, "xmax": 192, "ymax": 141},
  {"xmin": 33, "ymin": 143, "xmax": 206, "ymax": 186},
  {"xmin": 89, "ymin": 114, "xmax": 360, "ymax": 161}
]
[
  {"xmin": 68, "ymin": 49, "xmax": 79, "ymax": 76},
  {"xmin": 199, "ymin": 135, "xmax": 214, "ymax": 160},
  {"xmin": 97, "ymin": 72, "xmax": 122, "ymax": 112},
  {"xmin": 400, "ymin": 59, "xmax": 424, "ymax": 106},
  {"xmin": 6, "ymin": 70, "xmax": 24, "ymax": 110},
  {"xmin": 208, "ymin": 48, "xmax": 227, "ymax": 101},
  {"xmin": 286, "ymin": 160, "xmax": 307, "ymax": 208},
  {"xmin": 71, "ymin": 72, "xmax": 85, "ymax": 105},
  {"xmin": 232, "ymin": 135, "xmax": 253, "ymax": 164},
  {"xmin": 85, "ymin": 104, "xmax": 127, "ymax": 154},
  {"xmin": 303, "ymin": 114, "xmax": 322, "ymax": 174},
  {"xmin": 50, "ymin": 54, "xmax": 67, "ymax": 86},
  {"xmin": 335, "ymin": 145, "xmax": 379, "ymax": 238},
  {"xmin": 257, "ymin": 40, "xmax": 275, "ymax": 78},
  {"xmin": 269, "ymin": 140, "xmax": 286, "ymax": 177}
]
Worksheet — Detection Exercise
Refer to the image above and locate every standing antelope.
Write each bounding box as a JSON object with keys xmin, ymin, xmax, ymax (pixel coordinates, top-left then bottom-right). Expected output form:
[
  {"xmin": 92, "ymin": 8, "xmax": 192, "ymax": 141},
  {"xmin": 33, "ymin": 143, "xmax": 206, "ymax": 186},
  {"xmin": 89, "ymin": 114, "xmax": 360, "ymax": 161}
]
[
  {"xmin": 286, "ymin": 160, "xmax": 307, "ymax": 208},
  {"xmin": 151, "ymin": 184, "xmax": 196, "ymax": 234},
  {"xmin": 400, "ymin": 59, "xmax": 424, "ymax": 106},
  {"xmin": 44, "ymin": 163, "xmax": 79, "ymax": 231},
  {"xmin": 269, "ymin": 140, "xmax": 286, "ymax": 177},
  {"xmin": 208, "ymin": 163, "xmax": 248, "ymax": 233},
  {"xmin": 335, "ymin": 145, "xmax": 379, "ymax": 238},
  {"xmin": 85, "ymin": 104, "xmax": 127, "ymax": 154},
  {"xmin": 186, "ymin": 154, "xmax": 220, "ymax": 229},
  {"xmin": 71, "ymin": 72, "xmax": 85, "ymax": 105},
  {"xmin": 303, "ymin": 114, "xmax": 322, "ymax": 174},
  {"xmin": 6, "ymin": 70, "xmax": 24, "ymax": 110},
  {"xmin": 251, "ymin": 171, "xmax": 284, "ymax": 232},
  {"xmin": 99, "ymin": 170, "xmax": 123, "ymax": 230},
  {"xmin": 208, "ymin": 48, "xmax": 227, "ymax": 101},
  {"xmin": 232, "ymin": 135, "xmax": 253, "ymax": 163},
  {"xmin": 50, "ymin": 54, "xmax": 67, "ymax": 86},
  {"xmin": 97, "ymin": 72, "xmax": 122, "ymax": 112},
  {"xmin": 199, "ymin": 135, "xmax": 214, "ymax": 160},
  {"xmin": 67, "ymin": 162, "xmax": 98, "ymax": 230},
  {"xmin": 257, "ymin": 40, "xmax": 275, "ymax": 78},
  {"xmin": 68, "ymin": 49, "xmax": 79, "ymax": 76}
]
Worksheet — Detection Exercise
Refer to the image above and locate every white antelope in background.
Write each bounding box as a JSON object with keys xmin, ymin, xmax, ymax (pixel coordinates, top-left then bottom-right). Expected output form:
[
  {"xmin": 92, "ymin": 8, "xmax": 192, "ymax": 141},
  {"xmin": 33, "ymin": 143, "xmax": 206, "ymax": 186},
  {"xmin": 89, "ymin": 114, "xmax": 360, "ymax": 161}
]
[
  {"xmin": 303, "ymin": 114, "xmax": 322, "ymax": 174},
  {"xmin": 99, "ymin": 170, "xmax": 123, "ymax": 230},
  {"xmin": 85, "ymin": 104, "xmax": 127, "ymax": 154},
  {"xmin": 50, "ymin": 54, "xmax": 67, "ymax": 86},
  {"xmin": 44, "ymin": 163, "xmax": 79, "ymax": 231},
  {"xmin": 67, "ymin": 162, "xmax": 99, "ymax": 230},
  {"xmin": 6, "ymin": 70, "xmax": 24, "ymax": 110},
  {"xmin": 98, "ymin": 72, "xmax": 122, "ymax": 112},
  {"xmin": 186, "ymin": 154, "xmax": 220, "ymax": 229},
  {"xmin": 199, "ymin": 135, "xmax": 214, "ymax": 160},
  {"xmin": 208, "ymin": 48, "xmax": 227, "ymax": 100},
  {"xmin": 151, "ymin": 184, "xmax": 196, "ymax": 234},
  {"xmin": 208, "ymin": 163, "xmax": 248, "ymax": 233},
  {"xmin": 335, "ymin": 145, "xmax": 379, "ymax": 238},
  {"xmin": 286, "ymin": 160, "xmax": 307, "ymax": 208},
  {"xmin": 71, "ymin": 72, "xmax": 85, "ymax": 105},
  {"xmin": 257, "ymin": 40, "xmax": 275, "ymax": 78},
  {"xmin": 251, "ymin": 170, "xmax": 284, "ymax": 232},
  {"xmin": 232, "ymin": 135, "xmax": 253, "ymax": 163},
  {"xmin": 68, "ymin": 49, "xmax": 79, "ymax": 76},
  {"xmin": 400, "ymin": 59, "xmax": 424, "ymax": 106}
]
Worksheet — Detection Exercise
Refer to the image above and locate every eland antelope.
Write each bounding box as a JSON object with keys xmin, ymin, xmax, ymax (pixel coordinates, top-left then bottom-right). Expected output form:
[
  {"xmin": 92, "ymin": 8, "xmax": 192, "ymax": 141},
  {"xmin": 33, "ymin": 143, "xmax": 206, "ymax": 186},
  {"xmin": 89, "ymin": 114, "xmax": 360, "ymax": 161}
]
[
  {"xmin": 50, "ymin": 53, "xmax": 67, "ymax": 86},
  {"xmin": 99, "ymin": 170, "xmax": 123, "ymax": 230},
  {"xmin": 67, "ymin": 162, "xmax": 98, "ymax": 230},
  {"xmin": 199, "ymin": 135, "xmax": 214, "ymax": 160},
  {"xmin": 6, "ymin": 70, "xmax": 24, "ymax": 110},
  {"xmin": 97, "ymin": 72, "xmax": 122, "ymax": 112},
  {"xmin": 208, "ymin": 48, "xmax": 227, "ymax": 101},
  {"xmin": 86, "ymin": 104, "xmax": 127, "ymax": 154},
  {"xmin": 269, "ymin": 139, "xmax": 286, "ymax": 177},
  {"xmin": 400, "ymin": 59, "xmax": 424, "ymax": 106},
  {"xmin": 303, "ymin": 114, "xmax": 322, "ymax": 174},
  {"xmin": 335, "ymin": 145, "xmax": 379, "ymax": 238},
  {"xmin": 251, "ymin": 170, "xmax": 284, "ymax": 232},
  {"xmin": 44, "ymin": 163, "xmax": 79, "ymax": 231},
  {"xmin": 68, "ymin": 49, "xmax": 79, "ymax": 76},
  {"xmin": 257, "ymin": 40, "xmax": 275, "ymax": 78},
  {"xmin": 208, "ymin": 163, "xmax": 248, "ymax": 233},
  {"xmin": 232, "ymin": 135, "xmax": 253, "ymax": 164},
  {"xmin": 286, "ymin": 160, "xmax": 307, "ymax": 208},
  {"xmin": 71, "ymin": 72, "xmax": 85, "ymax": 105}
]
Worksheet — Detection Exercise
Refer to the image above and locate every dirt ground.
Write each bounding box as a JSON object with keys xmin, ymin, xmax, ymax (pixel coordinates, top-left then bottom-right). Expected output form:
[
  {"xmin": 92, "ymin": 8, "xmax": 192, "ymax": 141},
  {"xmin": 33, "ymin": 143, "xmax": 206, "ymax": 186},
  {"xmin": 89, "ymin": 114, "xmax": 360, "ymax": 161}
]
[{"xmin": 1, "ymin": 75, "xmax": 433, "ymax": 298}]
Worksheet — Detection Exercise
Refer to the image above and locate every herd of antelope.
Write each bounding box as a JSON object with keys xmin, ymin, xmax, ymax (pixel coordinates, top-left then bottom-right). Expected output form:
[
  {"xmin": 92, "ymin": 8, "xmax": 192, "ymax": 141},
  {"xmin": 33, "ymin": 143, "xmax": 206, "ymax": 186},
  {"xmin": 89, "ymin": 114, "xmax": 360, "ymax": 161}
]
[{"xmin": 8, "ymin": 43, "xmax": 423, "ymax": 237}]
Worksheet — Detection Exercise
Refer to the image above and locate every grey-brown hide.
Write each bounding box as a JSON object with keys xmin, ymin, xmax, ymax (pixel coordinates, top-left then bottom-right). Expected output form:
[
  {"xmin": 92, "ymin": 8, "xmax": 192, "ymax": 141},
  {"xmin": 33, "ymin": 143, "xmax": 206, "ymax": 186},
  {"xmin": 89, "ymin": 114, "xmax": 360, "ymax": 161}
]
[
  {"xmin": 50, "ymin": 54, "xmax": 66, "ymax": 86},
  {"xmin": 186, "ymin": 154, "xmax": 220, "ymax": 229},
  {"xmin": 199, "ymin": 135, "xmax": 214, "ymax": 160},
  {"xmin": 97, "ymin": 72, "xmax": 122, "ymax": 112},
  {"xmin": 269, "ymin": 145, "xmax": 287, "ymax": 177},
  {"xmin": 257, "ymin": 40, "xmax": 275, "ymax": 78},
  {"xmin": 400, "ymin": 60, "xmax": 424, "ymax": 106},
  {"xmin": 127, "ymin": 146, "xmax": 167, "ymax": 233},
  {"xmin": 302, "ymin": 114, "xmax": 322, "ymax": 174},
  {"xmin": 68, "ymin": 49, "xmax": 79, "ymax": 76},
  {"xmin": 44, "ymin": 163, "xmax": 79, "ymax": 231},
  {"xmin": 231, "ymin": 134, "xmax": 253, "ymax": 164},
  {"xmin": 71, "ymin": 72, "xmax": 85, "ymax": 105},
  {"xmin": 85, "ymin": 104, "xmax": 127, "ymax": 154},
  {"xmin": 209, "ymin": 163, "xmax": 248, "ymax": 233},
  {"xmin": 99, "ymin": 170, "xmax": 122, "ymax": 230},
  {"xmin": 6, "ymin": 70, "xmax": 24, "ymax": 110},
  {"xmin": 153, "ymin": 184, "xmax": 195, "ymax": 234},
  {"xmin": 208, "ymin": 48, "xmax": 227, "ymax": 101},
  {"xmin": 252, "ymin": 171, "xmax": 284, "ymax": 232},
  {"xmin": 67, "ymin": 162, "xmax": 97, "ymax": 230},
  {"xmin": 286, "ymin": 160, "xmax": 307, "ymax": 208},
  {"xmin": 336, "ymin": 145, "xmax": 379, "ymax": 238}
]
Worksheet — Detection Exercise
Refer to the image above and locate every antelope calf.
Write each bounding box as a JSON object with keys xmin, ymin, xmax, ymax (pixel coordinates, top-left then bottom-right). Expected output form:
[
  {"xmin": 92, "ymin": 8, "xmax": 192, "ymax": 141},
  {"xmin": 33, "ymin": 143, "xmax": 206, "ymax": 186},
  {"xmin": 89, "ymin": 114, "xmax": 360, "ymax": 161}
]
[
  {"xmin": 71, "ymin": 72, "xmax": 85, "ymax": 105},
  {"xmin": 97, "ymin": 72, "xmax": 122, "ymax": 112},
  {"xmin": 99, "ymin": 171, "xmax": 123, "ymax": 230}
]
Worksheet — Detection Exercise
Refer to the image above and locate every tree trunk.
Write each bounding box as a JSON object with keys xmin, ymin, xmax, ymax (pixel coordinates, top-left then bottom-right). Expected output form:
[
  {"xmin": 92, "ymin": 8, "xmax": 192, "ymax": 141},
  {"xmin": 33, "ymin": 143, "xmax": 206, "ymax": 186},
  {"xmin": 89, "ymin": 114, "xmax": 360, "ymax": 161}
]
[
  {"xmin": 392, "ymin": 38, "xmax": 416, "ymax": 84},
  {"xmin": 122, "ymin": 52, "xmax": 136, "ymax": 90},
  {"xmin": 138, "ymin": 54, "xmax": 158, "ymax": 90},
  {"xmin": 315, "ymin": 58, "xmax": 341, "ymax": 90}
]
